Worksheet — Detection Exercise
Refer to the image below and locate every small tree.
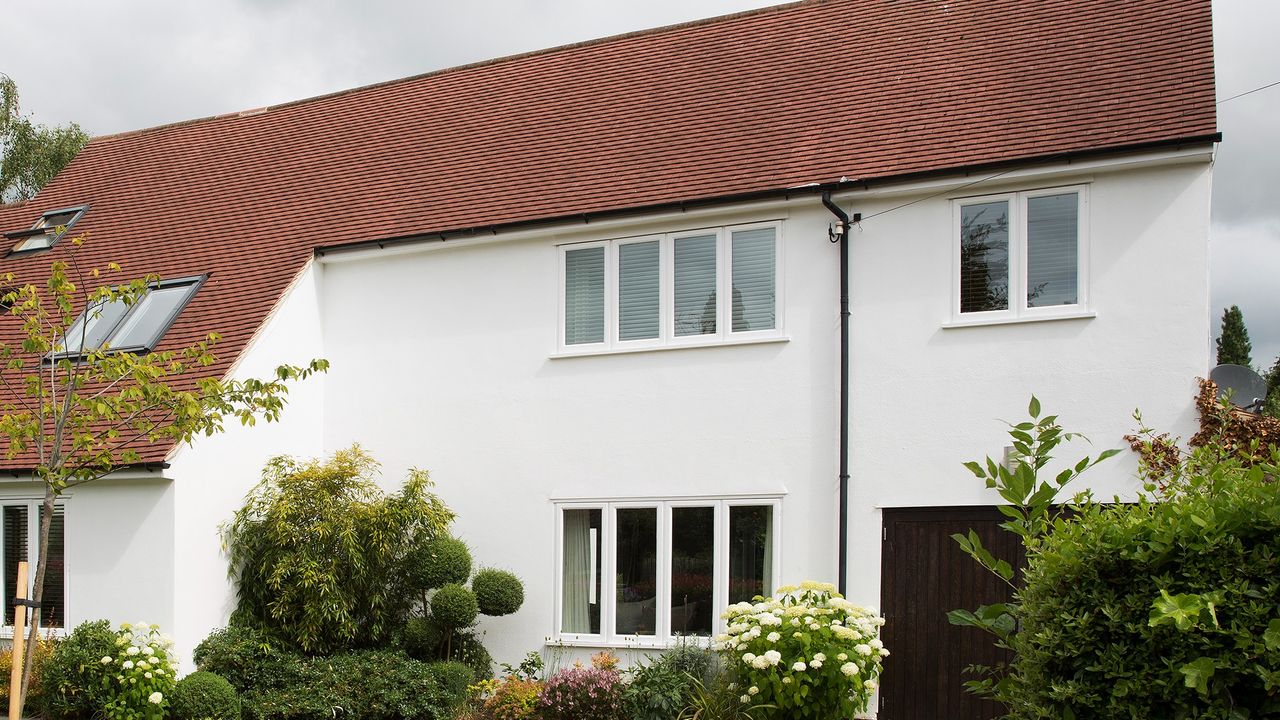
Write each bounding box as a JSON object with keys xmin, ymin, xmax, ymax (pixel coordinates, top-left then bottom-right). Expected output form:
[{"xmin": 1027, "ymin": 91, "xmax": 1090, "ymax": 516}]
[
  {"xmin": 0, "ymin": 75, "xmax": 89, "ymax": 203},
  {"xmin": 1214, "ymin": 305, "xmax": 1253, "ymax": 367},
  {"xmin": 0, "ymin": 246, "xmax": 326, "ymax": 714},
  {"xmin": 1263, "ymin": 356, "xmax": 1280, "ymax": 419}
]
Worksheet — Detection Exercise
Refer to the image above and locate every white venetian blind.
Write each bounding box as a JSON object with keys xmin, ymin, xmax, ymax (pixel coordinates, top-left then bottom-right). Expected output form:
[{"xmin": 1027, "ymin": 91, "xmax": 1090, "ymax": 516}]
[
  {"xmin": 618, "ymin": 241, "xmax": 660, "ymax": 341},
  {"xmin": 959, "ymin": 200, "xmax": 1010, "ymax": 313},
  {"xmin": 564, "ymin": 246, "xmax": 605, "ymax": 345},
  {"xmin": 731, "ymin": 227, "xmax": 776, "ymax": 332},
  {"xmin": 674, "ymin": 234, "xmax": 717, "ymax": 336},
  {"xmin": 1026, "ymin": 193, "xmax": 1079, "ymax": 307}
]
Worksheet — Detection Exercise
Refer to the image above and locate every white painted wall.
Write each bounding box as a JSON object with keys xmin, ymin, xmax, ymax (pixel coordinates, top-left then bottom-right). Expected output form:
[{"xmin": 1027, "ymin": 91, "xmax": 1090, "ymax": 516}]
[
  {"xmin": 165, "ymin": 262, "xmax": 327, "ymax": 670},
  {"xmin": 302, "ymin": 149, "xmax": 1212, "ymax": 668}
]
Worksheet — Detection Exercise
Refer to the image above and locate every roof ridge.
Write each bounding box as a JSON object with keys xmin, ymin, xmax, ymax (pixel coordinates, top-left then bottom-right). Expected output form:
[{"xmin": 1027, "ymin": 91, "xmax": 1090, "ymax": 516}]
[{"xmin": 92, "ymin": 0, "xmax": 817, "ymax": 144}]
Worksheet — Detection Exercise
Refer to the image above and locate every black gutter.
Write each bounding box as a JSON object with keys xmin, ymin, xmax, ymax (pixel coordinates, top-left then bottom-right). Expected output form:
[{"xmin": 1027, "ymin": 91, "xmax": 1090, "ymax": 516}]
[
  {"xmin": 822, "ymin": 192, "xmax": 858, "ymax": 597},
  {"xmin": 1, "ymin": 461, "xmax": 171, "ymax": 478},
  {"xmin": 314, "ymin": 133, "xmax": 1219, "ymax": 257}
]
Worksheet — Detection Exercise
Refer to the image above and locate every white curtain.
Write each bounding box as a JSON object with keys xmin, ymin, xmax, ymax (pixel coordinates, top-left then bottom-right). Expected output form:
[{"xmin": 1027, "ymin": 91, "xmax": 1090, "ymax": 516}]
[{"xmin": 561, "ymin": 510, "xmax": 591, "ymax": 633}]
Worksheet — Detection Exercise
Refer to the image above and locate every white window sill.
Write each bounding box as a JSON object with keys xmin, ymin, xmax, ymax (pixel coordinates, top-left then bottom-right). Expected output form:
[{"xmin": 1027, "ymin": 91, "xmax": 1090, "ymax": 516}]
[
  {"xmin": 0, "ymin": 625, "xmax": 67, "ymax": 640},
  {"xmin": 942, "ymin": 310, "xmax": 1096, "ymax": 329},
  {"xmin": 546, "ymin": 636, "xmax": 712, "ymax": 650},
  {"xmin": 552, "ymin": 334, "xmax": 789, "ymax": 359}
]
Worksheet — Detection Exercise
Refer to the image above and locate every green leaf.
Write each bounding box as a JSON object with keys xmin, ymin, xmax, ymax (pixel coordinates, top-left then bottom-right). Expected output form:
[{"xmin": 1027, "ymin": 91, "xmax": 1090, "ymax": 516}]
[
  {"xmin": 1264, "ymin": 619, "xmax": 1280, "ymax": 650},
  {"xmin": 1180, "ymin": 657, "xmax": 1216, "ymax": 696},
  {"xmin": 1028, "ymin": 395, "xmax": 1041, "ymax": 418},
  {"xmin": 1149, "ymin": 589, "xmax": 1205, "ymax": 631}
]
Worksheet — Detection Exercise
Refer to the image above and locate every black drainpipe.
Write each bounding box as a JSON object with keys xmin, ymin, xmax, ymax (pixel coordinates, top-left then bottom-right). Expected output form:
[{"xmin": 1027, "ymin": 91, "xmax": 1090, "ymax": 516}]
[{"xmin": 822, "ymin": 191, "xmax": 858, "ymax": 596}]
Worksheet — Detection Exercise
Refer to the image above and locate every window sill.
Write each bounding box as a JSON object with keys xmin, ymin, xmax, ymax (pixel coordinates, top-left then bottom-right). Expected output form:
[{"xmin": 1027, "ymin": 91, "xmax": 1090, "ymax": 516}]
[
  {"xmin": 0, "ymin": 626, "xmax": 67, "ymax": 640},
  {"xmin": 552, "ymin": 334, "xmax": 789, "ymax": 359},
  {"xmin": 942, "ymin": 310, "xmax": 1096, "ymax": 329},
  {"xmin": 546, "ymin": 636, "xmax": 712, "ymax": 650}
]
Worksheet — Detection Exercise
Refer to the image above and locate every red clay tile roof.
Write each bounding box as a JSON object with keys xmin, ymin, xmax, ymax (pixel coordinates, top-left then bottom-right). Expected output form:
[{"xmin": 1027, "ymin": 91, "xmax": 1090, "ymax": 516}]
[{"xmin": 0, "ymin": 0, "xmax": 1217, "ymax": 469}]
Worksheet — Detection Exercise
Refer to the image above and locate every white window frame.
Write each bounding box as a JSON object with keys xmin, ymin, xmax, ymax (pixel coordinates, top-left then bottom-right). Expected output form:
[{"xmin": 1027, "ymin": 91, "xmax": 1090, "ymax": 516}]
[
  {"xmin": 950, "ymin": 185, "xmax": 1090, "ymax": 324},
  {"xmin": 0, "ymin": 497, "xmax": 69, "ymax": 637},
  {"xmin": 553, "ymin": 497, "xmax": 782, "ymax": 648},
  {"xmin": 557, "ymin": 221, "xmax": 784, "ymax": 354}
]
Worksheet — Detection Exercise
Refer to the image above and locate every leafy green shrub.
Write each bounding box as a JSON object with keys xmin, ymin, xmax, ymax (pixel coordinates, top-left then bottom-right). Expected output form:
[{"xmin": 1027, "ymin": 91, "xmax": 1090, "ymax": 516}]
[
  {"xmin": 1007, "ymin": 451, "xmax": 1280, "ymax": 719},
  {"xmin": 623, "ymin": 644, "xmax": 715, "ymax": 720},
  {"xmin": 481, "ymin": 677, "xmax": 541, "ymax": 720},
  {"xmin": 401, "ymin": 616, "xmax": 445, "ymax": 661},
  {"xmin": 717, "ymin": 583, "xmax": 886, "ymax": 720},
  {"xmin": 432, "ymin": 583, "xmax": 479, "ymax": 628},
  {"xmin": 171, "ymin": 671, "xmax": 240, "ymax": 720},
  {"xmin": 428, "ymin": 660, "xmax": 474, "ymax": 707},
  {"xmin": 471, "ymin": 569, "xmax": 524, "ymax": 617},
  {"xmin": 409, "ymin": 536, "xmax": 472, "ymax": 591},
  {"xmin": 193, "ymin": 625, "xmax": 306, "ymax": 693},
  {"xmin": 453, "ymin": 630, "xmax": 494, "ymax": 680},
  {"xmin": 223, "ymin": 446, "xmax": 454, "ymax": 654},
  {"xmin": 39, "ymin": 619, "xmax": 118, "ymax": 719},
  {"xmin": 242, "ymin": 650, "xmax": 448, "ymax": 720}
]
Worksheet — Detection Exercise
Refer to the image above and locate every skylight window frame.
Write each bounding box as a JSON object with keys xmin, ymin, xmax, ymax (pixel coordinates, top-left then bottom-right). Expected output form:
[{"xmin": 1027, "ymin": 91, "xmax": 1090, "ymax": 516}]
[
  {"xmin": 7, "ymin": 205, "xmax": 89, "ymax": 256},
  {"xmin": 52, "ymin": 275, "xmax": 206, "ymax": 360}
]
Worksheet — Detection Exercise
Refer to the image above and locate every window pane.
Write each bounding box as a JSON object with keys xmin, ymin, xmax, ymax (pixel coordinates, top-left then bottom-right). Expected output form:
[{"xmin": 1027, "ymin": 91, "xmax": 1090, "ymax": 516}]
[
  {"xmin": 12, "ymin": 232, "xmax": 56, "ymax": 252},
  {"xmin": 674, "ymin": 235, "xmax": 717, "ymax": 336},
  {"xmin": 1026, "ymin": 193, "xmax": 1079, "ymax": 307},
  {"xmin": 618, "ymin": 241, "xmax": 660, "ymax": 341},
  {"xmin": 61, "ymin": 299, "xmax": 130, "ymax": 355},
  {"xmin": 564, "ymin": 247, "xmax": 605, "ymax": 345},
  {"xmin": 959, "ymin": 201, "xmax": 1010, "ymax": 313},
  {"xmin": 729, "ymin": 505, "xmax": 774, "ymax": 604},
  {"xmin": 616, "ymin": 508, "xmax": 657, "ymax": 635},
  {"xmin": 109, "ymin": 284, "xmax": 196, "ymax": 350},
  {"xmin": 37, "ymin": 211, "xmax": 79, "ymax": 230},
  {"xmin": 671, "ymin": 507, "xmax": 714, "ymax": 636},
  {"xmin": 561, "ymin": 509, "xmax": 601, "ymax": 634},
  {"xmin": 731, "ymin": 228, "xmax": 776, "ymax": 332},
  {"xmin": 4, "ymin": 506, "xmax": 27, "ymax": 626}
]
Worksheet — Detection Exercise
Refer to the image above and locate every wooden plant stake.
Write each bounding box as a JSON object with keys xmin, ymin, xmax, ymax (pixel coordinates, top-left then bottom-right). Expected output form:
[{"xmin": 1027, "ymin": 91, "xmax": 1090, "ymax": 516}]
[{"xmin": 8, "ymin": 561, "xmax": 28, "ymax": 719}]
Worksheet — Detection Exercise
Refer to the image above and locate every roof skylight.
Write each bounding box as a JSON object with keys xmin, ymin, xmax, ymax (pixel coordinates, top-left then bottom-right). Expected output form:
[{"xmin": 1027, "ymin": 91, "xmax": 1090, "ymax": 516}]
[{"xmin": 6, "ymin": 205, "xmax": 88, "ymax": 254}]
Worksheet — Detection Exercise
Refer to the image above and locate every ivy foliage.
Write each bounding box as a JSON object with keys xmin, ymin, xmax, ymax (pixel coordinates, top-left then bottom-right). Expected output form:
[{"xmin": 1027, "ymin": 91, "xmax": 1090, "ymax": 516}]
[{"xmin": 223, "ymin": 446, "xmax": 454, "ymax": 654}]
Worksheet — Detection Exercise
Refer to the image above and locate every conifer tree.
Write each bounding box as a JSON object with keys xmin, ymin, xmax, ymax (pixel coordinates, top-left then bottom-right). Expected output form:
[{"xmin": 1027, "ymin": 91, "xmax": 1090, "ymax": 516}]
[{"xmin": 1215, "ymin": 305, "xmax": 1253, "ymax": 367}]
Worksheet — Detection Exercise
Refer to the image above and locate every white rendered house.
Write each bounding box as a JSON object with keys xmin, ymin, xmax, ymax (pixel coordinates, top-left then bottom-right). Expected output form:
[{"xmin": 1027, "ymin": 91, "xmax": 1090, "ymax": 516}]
[{"xmin": 0, "ymin": 0, "xmax": 1217, "ymax": 715}]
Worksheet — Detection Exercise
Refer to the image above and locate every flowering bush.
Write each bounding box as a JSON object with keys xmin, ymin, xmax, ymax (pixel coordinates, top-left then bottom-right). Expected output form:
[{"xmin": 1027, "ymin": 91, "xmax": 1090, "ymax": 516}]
[
  {"xmin": 536, "ymin": 653, "xmax": 624, "ymax": 720},
  {"xmin": 715, "ymin": 582, "xmax": 887, "ymax": 719},
  {"xmin": 99, "ymin": 621, "xmax": 177, "ymax": 720}
]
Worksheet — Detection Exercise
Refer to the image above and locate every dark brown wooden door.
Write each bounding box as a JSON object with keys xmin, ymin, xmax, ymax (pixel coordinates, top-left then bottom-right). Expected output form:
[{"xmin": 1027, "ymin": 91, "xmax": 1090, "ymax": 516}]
[{"xmin": 879, "ymin": 507, "xmax": 1026, "ymax": 720}]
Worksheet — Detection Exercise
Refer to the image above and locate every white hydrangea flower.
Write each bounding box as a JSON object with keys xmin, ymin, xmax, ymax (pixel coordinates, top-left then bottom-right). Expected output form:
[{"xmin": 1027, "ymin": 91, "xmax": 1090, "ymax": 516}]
[
  {"xmin": 766, "ymin": 632, "xmax": 781, "ymax": 643},
  {"xmin": 126, "ymin": 646, "xmax": 140, "ymax": 656},
  {"xmin": 792, "ymin": 661, "xmax": 807, "ymax": 672},
  {"xmin": 782, "ymin": 676, "xmax": 792, "ymax": 684},
  {"xmin": 145, "ymin": 672, "xmax": 153, "ymax": 679},
  {"xmin": 148, "ymin": 692, "xmax": 163, "ymax": 704},
  {"xmin": 855, "ymin": 644, "xmax": 872, "ymax": 656},
  {"xmin": 739, "ymin": 694, "xmax": 750, "ymax": 704},
  {"xmin": 100, "ymin": 656, "xmax": 112, "ymax": 665},
  {"xmin": 837, "ymin": 653, "xmax": 848, "ymax": 661},
  {"xmin": 748, "ymin": 686, "xmax": 759, "ymax": 696},
  {"xmin": 813, "ymin": 653, "xmax": 826, "ymax": 662},
  {"xmin": 870, "ymin": 638, "xmax": 884, "ymax": 650},
  {"xmin": 742, "ymin": 653, "xmax": 757, "ymax": 665},
  {"xmin": 763, "ymin": 650, "xmax": 782, "ymax": 665},
  {"xmin": 751, "ymin": 655, "xmax": 769, "ymax": 669},
  {"xmin": 811, "ymin": 659, "xmax": 823, "ymax": 669},
  {"xmin": 864, "ymin": 680, "xmax": 878, "ymax": 691},
  {"xmin": 122, "ymin": 660, "xmax": 134, "ymax": 670},
  {"xmin": 841, "ymin": 662, "xmax": 858, "ymax": 677}
]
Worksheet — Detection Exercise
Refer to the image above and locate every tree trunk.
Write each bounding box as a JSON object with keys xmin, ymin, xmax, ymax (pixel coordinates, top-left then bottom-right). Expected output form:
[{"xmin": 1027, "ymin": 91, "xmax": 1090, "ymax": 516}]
[{"xmin": 16, "ymin": 489, "xmax": 55, "ymax": 717}]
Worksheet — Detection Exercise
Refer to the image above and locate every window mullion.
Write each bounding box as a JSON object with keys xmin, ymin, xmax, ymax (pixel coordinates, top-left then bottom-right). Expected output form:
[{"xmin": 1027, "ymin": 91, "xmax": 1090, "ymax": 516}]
[
  {"xmin": 602, "ymin": 504, "xmax": 617, "ymax": 643},
  {"xmin": 658, "ymin": 503, "xmax": 671, "ymax": 641},
  {"xmin": 714, "ymin": 501, "xmax": 727, "ymax": 637},
  {"xmin": 1011, "ymin": 194, "xmax": 1025, "ymax": 315}
]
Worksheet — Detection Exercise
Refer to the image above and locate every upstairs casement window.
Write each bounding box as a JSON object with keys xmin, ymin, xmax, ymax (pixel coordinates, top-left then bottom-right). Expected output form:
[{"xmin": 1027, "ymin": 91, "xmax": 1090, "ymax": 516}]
[
  {"xmin": 953, "ymin": 186, "xmax": 1089, "ymax": 322},
  {"xmin": 54, "ymin": 276, "xmax": 204, "ymax": 358},
  {"xmin": 560, "ymin": 222, "xmax": 782, "ymax": 352},
  {"xmin": 556, "ymin": 499, "xmax": 778, "ymax": 645},
  {"xmin": 3, "ymin": 502, "xmax": 65, "ymax": 629},
  {"xmin": 6, "ymin": 205, "xmax": 88, "ymax": 255}
]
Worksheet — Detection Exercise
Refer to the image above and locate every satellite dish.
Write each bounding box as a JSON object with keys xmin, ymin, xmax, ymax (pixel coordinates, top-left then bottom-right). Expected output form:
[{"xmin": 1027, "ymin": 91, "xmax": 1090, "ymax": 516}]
[{"xmin": 1209, "ymin": 364, "xmax": 1269, "ymax": 413}]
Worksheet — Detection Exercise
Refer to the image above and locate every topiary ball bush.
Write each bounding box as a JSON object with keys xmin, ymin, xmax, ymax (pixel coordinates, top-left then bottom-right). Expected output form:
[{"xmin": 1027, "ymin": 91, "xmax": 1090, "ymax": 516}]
[
  {"xmin": 408, "ymin": 536, "xmax": 473, "ymax": 591},
  {"xmin": 401, "ymin": 616, "xmax": 445, "ymax": 661},
  {"xmin": 472, "ymin": 568, "xmax": 525, "ymax": 617},
  {"xmin": 38, "ymin": 619, "xmax": 118, "ymax": 720},
  {"xmin": 453, "ymin": 630, "xmax": 494, "ymax": 680},
  {"xmin": 171, "ymin": 671, "xmax": 241, "ymax": 720},
  {"xmin": 432, "ymin": 583, "xmax": 479, "ymax": 628}
]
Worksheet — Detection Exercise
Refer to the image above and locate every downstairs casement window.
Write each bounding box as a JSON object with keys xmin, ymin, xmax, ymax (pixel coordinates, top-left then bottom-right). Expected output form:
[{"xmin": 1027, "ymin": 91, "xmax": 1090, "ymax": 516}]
[
  {"xmin": 3, "ymin": 502, "xmax": 65, "ymax": 629},
  {"xmin": 559, "ymin": 222, "xmax": 782, "ymax": 352},
  {"xmin": 953, "ymin": 186, "xmax": 1089, "ymax": 322},
  {"xmin": 557, "ymin": 499, "xmax": 778, "ymax": 644}
]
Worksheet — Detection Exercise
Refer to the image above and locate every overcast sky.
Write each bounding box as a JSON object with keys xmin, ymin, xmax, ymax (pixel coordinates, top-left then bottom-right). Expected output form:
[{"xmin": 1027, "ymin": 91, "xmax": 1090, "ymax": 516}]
[{"xmin": 5, "ymin": 0, "xmax": 1278, "ymax": 370}]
